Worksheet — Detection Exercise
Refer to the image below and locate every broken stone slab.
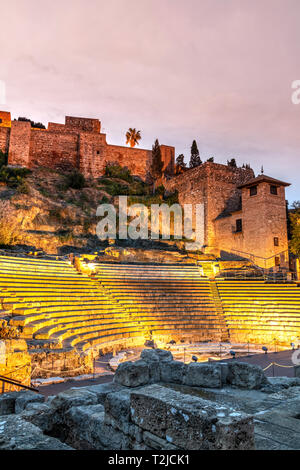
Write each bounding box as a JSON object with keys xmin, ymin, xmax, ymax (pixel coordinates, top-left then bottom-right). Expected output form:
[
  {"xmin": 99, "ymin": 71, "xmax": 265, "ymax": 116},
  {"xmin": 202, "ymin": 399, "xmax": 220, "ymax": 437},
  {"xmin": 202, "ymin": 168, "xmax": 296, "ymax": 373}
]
[
  {"xmin": 84, "ymin": 382, "xmax": 124, "ymax": 404},
  {"xmin": 183, "ymin": 363, "xmax": 222, "ymax": 388},
  {"xmin": 50, "ymin": 387, "xmax": 99, "ymax": 412},
  {"xmin": 140, "ymin": 348, "xmax": 173, "ymax": 363},
  {"xmin": 160, "ymin": 360, "xmax": 186, "ymax": 384},
  {"xmin": 227, "ymin": 362, "xmax": 268, "ymax": 389},
  {"xmin": 114, "ymin": 360, "xmax": 150, "ymax": 388},
  {"xmin": 130, "ymin": 384, "xmax": 254, "ymax": 450},
  {"xmin": 0, "ymin": 414, "xmax": 72, "ymax": 450},
  {"xmin": 65, "ymin": 404, "xmax": 129, "ymax": 450},
  {"xmin": 15, "ymin": 391, "xmax": 45, "ymax": 414}
]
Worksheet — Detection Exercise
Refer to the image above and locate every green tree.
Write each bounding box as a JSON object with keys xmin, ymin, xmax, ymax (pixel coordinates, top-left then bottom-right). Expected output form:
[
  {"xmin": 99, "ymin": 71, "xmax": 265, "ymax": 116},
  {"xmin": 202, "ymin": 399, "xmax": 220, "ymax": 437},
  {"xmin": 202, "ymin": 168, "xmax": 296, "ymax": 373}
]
[
  {"xmin": 125, "ymin": 128, "xmax": 141, "ymax": 148},
  {"xmin": 150, "ymin": 139, "xmax": 163, "ymax": 193},
  {"xmin": 176, "ymin": 154, "xmax": 186, "ymax": 168},
  {"xmin": 189, "ymin": 140, "xmax": 202, "ymax": 168},
  {"xmin": 206, "ymin": 157, "xmax": 214, "ymax": 162},
  {"xmin": 227, "ymin": 158, "xmax": 237, "ymax": 168},
  {"xmin": 290, "ymin": 201, "xmax": 300, "ymax": 257}
]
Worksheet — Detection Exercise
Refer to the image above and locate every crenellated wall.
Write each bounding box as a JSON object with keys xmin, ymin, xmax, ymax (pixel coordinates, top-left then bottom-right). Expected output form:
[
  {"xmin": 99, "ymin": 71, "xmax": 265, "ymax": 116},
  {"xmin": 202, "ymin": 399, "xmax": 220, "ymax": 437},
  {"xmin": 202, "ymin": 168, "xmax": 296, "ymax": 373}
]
[{"xmin": 1, "ymin": 113, "xmax": 174, "ymax": 181}]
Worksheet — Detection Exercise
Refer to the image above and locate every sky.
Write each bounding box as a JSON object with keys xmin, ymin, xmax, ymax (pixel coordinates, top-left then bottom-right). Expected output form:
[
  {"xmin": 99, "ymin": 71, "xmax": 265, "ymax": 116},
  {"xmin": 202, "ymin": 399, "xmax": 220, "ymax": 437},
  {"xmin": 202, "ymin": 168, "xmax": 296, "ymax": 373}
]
[{"xmin": 1, "ymin": 0, "xmax": 300, "ymax": 203}]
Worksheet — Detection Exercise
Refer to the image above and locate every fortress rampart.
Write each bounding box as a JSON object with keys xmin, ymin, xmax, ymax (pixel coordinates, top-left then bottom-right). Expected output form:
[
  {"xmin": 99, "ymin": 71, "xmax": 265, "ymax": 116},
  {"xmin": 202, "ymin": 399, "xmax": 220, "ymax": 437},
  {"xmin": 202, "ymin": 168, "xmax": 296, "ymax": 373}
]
[{"xmin": 0, "ymin": 112, "xmax": 175, "ymax": 180}]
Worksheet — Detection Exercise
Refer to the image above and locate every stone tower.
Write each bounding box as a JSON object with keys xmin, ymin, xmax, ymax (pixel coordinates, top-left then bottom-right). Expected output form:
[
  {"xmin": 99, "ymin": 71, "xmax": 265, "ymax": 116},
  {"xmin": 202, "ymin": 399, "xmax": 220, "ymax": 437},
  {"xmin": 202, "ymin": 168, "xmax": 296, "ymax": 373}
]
[{"xmin": 238, "ymin": 175, "xmax": 290, "ymax": 268}]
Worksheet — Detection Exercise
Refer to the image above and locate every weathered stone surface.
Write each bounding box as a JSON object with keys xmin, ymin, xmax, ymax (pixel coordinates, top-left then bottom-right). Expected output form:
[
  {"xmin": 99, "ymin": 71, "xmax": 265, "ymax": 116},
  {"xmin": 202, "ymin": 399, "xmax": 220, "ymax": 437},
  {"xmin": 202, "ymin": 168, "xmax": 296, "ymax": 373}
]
[
  {"xmin": 15, "ymin": 391, "xmax": 45, "ymax": 414},
  {"xmin": 104, "ymin": 390, "xmax": 131, "ymax": 427},
  {"xmin": 219, "ymin": 362, "xmax": 229, "ymax": 384},
  {"xmin": 140, "ymin": 348, "xmax": 173, "ymax": 364},
  {"xmin": 130, "ymin": 384, "xmax": 254, "ymax": 450},
  {"xmin": 227, "ymin": 362, "xmax": 267, "ymax": 389},
  {"xmin": 268, "ymin": 376, "xmax": 300, "ymax": 389},
  {"xmin": 0, "ymin": 414, "xmax": 72, "ymax": 450},
  {"xmin": 65, "ymin": 404, "xmax": 129, "ymax": 450},
  {"xmin": 84, "ymin": 382, "xmax": 124, "ymax": 404},
  {"xmin": 143, "ymin": 430, "xmax": 178, "ymax": 450},
  {"xmin": 160, "ymin": 361, "xmax": 186, "ymax": 384},
  {"xmin": 50, "ymin": 387, "xmax": 99, "ymax": 411},
  {"xmin": 184, "ymin": 363, "xmax": 222, "ymax": 388},
  {"xmin": 0, "ymin": 391, "xmax": 19, "ymax": 415},
  {"xmin": 21, "ymin": 402, "xmax": 53, "ymax": 433},
  {"xmin": 114, "ymin": 360, "xmax": 149, "ymax": 388}
]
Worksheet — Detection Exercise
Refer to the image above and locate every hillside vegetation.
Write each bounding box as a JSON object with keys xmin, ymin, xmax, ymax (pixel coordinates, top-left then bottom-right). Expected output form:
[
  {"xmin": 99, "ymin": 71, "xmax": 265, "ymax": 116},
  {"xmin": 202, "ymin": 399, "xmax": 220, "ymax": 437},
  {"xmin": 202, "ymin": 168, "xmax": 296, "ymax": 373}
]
[{"xmin": 0, "ymin": 163, "xmax": 179, "ymax": 255}]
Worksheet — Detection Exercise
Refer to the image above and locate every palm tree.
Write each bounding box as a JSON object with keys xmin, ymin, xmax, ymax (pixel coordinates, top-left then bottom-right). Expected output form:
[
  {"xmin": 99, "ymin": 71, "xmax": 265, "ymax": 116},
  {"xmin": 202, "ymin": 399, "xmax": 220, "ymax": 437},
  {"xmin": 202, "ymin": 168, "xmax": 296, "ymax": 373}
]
[{"xmin": 126, "ymin": 128, "xmax": 141, "ymax": 148}]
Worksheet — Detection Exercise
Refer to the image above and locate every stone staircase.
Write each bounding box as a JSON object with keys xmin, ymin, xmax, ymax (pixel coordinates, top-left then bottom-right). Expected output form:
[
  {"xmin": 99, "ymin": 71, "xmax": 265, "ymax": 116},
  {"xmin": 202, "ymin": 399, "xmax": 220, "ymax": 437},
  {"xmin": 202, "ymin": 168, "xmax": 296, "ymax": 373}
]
[{"xmin": 208, "ymin": 280, "xmax": 229, "ymax": 342}]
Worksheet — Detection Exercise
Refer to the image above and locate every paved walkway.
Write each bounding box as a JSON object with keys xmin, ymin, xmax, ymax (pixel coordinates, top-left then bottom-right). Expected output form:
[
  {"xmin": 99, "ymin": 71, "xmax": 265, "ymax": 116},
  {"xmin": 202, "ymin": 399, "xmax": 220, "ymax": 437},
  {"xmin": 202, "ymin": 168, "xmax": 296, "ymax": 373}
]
[{"xmin": 220, "ymin": 348, "xmax": 298, "ymax": 377}]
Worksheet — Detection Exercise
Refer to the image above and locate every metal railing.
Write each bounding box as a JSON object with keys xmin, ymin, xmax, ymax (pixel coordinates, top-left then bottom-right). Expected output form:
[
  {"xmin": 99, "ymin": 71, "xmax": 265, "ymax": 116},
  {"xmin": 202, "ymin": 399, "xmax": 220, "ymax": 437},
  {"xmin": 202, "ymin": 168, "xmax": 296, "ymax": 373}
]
[{"xmin": 0, "ymin": 374, "xmax": 39, "ymax": 394}]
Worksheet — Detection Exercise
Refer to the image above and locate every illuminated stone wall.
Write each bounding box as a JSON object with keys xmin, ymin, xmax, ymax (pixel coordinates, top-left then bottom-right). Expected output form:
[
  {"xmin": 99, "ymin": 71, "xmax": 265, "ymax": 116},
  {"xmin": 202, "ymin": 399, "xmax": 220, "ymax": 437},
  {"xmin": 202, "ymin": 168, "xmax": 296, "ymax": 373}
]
[
  {"xmin": 1, "ymin": 112, "xmax": 174, "ymax": 180},
  {"xmin": 0, "ymin": 339, "xmax": 31, "ymax": 393}
]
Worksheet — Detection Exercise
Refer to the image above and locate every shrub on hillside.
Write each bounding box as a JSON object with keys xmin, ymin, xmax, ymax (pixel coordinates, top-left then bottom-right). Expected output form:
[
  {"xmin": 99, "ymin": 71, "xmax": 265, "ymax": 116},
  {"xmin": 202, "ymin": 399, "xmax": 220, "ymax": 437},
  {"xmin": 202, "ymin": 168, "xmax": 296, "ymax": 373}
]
[
  {"xmin": 104, "ymin": 163, "xmax": 133, "ymax": 182},
  {"xmin": 65, "ymin": 170, "xmax": 86, "ymax": 190},
  {"xmin": 0, "ymin": 166, "xmax": 31, "ymax": 188}
]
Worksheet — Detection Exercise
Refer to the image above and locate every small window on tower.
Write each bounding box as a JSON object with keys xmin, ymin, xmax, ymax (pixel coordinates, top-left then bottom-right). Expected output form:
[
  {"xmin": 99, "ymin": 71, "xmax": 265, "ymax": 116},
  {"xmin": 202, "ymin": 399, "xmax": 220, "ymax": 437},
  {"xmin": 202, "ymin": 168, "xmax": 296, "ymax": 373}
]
[
  {"xmin": 274, "ymin": 237, "xmax": 279, "ymax": 246},
  {"xmin": 250, "ymin": 185, "xmax": 257, "ymax": 196},
  {"xmin": 270, "ymin": 185, "xmax": 278, "ymax": 195},
  {"xmin": 236, "ymin": 219, "xmax": 243, "ymax": 233},
  {"xmin": 275, "ymin": 256, "xmax": 280, "ymax": 266},
  {"xmin": 96, "ymin": 150, "xmax": 100, "ymax": 155}
]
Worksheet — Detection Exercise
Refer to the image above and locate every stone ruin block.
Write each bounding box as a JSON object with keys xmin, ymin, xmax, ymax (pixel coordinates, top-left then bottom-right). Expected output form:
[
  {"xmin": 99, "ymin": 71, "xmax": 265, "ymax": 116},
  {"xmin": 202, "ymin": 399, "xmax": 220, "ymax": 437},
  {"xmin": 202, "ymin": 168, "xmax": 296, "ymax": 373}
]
[
  {"xmin": 183, "ymin": 362, "xmax": 222, "ymax": 388},
  {"xmin": 114, "ymin": 360, "xmax": 150, "ymax": 387},
  {"xmin": 160, "ymin": 360, "xmax": 186, "ymax": 384},
  {"xmin": 140, "ymin": 348, "xmax": 173, "ymax": 363},
  {"xmin": 227, "ymin": 362, "xmax": 268, "ymax": 389},
  {"xmin": 130, "ymin": 384, "xmax": 254, "ymax": 450}
]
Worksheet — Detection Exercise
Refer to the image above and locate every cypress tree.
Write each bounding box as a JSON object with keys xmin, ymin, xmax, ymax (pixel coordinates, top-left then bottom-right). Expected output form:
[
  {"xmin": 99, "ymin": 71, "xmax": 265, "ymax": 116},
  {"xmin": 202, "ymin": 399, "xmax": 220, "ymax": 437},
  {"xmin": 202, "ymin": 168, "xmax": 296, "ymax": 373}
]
[
  {"xmin": 150, "ymin": 139, "xmax": 163, "ymax": 192},
  {"xmin": 189, "ymin": 140, "xmax": 202, "ymax": 168}
]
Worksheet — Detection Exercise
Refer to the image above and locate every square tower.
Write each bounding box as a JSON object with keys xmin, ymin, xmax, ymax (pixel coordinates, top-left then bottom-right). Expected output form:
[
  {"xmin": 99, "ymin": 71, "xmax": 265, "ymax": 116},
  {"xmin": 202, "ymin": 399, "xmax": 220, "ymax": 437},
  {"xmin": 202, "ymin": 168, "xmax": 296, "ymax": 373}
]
[{"xmin": 238, "ymin": 175, "xmax": 290, "ymax": 268}]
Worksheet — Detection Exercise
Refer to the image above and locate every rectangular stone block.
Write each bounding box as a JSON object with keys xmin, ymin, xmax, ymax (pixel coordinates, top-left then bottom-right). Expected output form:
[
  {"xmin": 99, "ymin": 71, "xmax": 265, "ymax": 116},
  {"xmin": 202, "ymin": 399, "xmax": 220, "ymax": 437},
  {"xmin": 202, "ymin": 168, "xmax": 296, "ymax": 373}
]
[
  {"xmin": 130, "ymin": 384, "xmax": 254, "ymax": 450},
  {"xmin": 183, "ymin": 363, "xmax": 222, "ymax": 388},
  {"xmin": 160, "ymin": 361, "xmax": 185, "ymax": 384}
]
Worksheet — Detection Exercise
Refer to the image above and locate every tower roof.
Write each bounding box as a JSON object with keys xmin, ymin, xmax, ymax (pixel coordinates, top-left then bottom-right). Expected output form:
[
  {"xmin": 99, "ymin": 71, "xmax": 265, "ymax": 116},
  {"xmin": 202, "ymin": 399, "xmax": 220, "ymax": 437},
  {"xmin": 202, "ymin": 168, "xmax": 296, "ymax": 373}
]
[{"xmin": 238, "ymin": 174, "xmax": 290, "ymax": 189}]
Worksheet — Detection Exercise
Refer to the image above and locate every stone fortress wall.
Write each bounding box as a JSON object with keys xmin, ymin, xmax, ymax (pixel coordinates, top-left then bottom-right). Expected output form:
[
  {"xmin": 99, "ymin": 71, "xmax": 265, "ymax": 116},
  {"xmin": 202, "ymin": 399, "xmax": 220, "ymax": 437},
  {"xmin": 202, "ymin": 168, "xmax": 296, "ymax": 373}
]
[{"xmin": 0, "ymin": 111, "xmax": 174, "ymax": 180}]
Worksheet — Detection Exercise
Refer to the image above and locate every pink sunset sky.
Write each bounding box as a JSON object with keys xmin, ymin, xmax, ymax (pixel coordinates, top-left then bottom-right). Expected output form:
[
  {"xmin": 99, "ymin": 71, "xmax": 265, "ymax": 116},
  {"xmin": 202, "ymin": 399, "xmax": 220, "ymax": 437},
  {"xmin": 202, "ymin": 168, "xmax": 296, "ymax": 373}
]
[{"xmin": 1, "ymin": 0, "xmax": 300, "ymax": 202}]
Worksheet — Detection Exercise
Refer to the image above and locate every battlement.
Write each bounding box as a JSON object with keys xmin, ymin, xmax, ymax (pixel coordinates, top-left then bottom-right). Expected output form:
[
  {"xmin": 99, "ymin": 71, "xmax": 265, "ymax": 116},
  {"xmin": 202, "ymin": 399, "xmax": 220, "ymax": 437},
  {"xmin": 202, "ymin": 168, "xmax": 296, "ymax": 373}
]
[
  {"xmin": 65, "ymin": 115, "xmax": 101, "ymax": 133},
  {"xmin": 0, "ymin": 111, "xmax": 174, "ymax": 179}
]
